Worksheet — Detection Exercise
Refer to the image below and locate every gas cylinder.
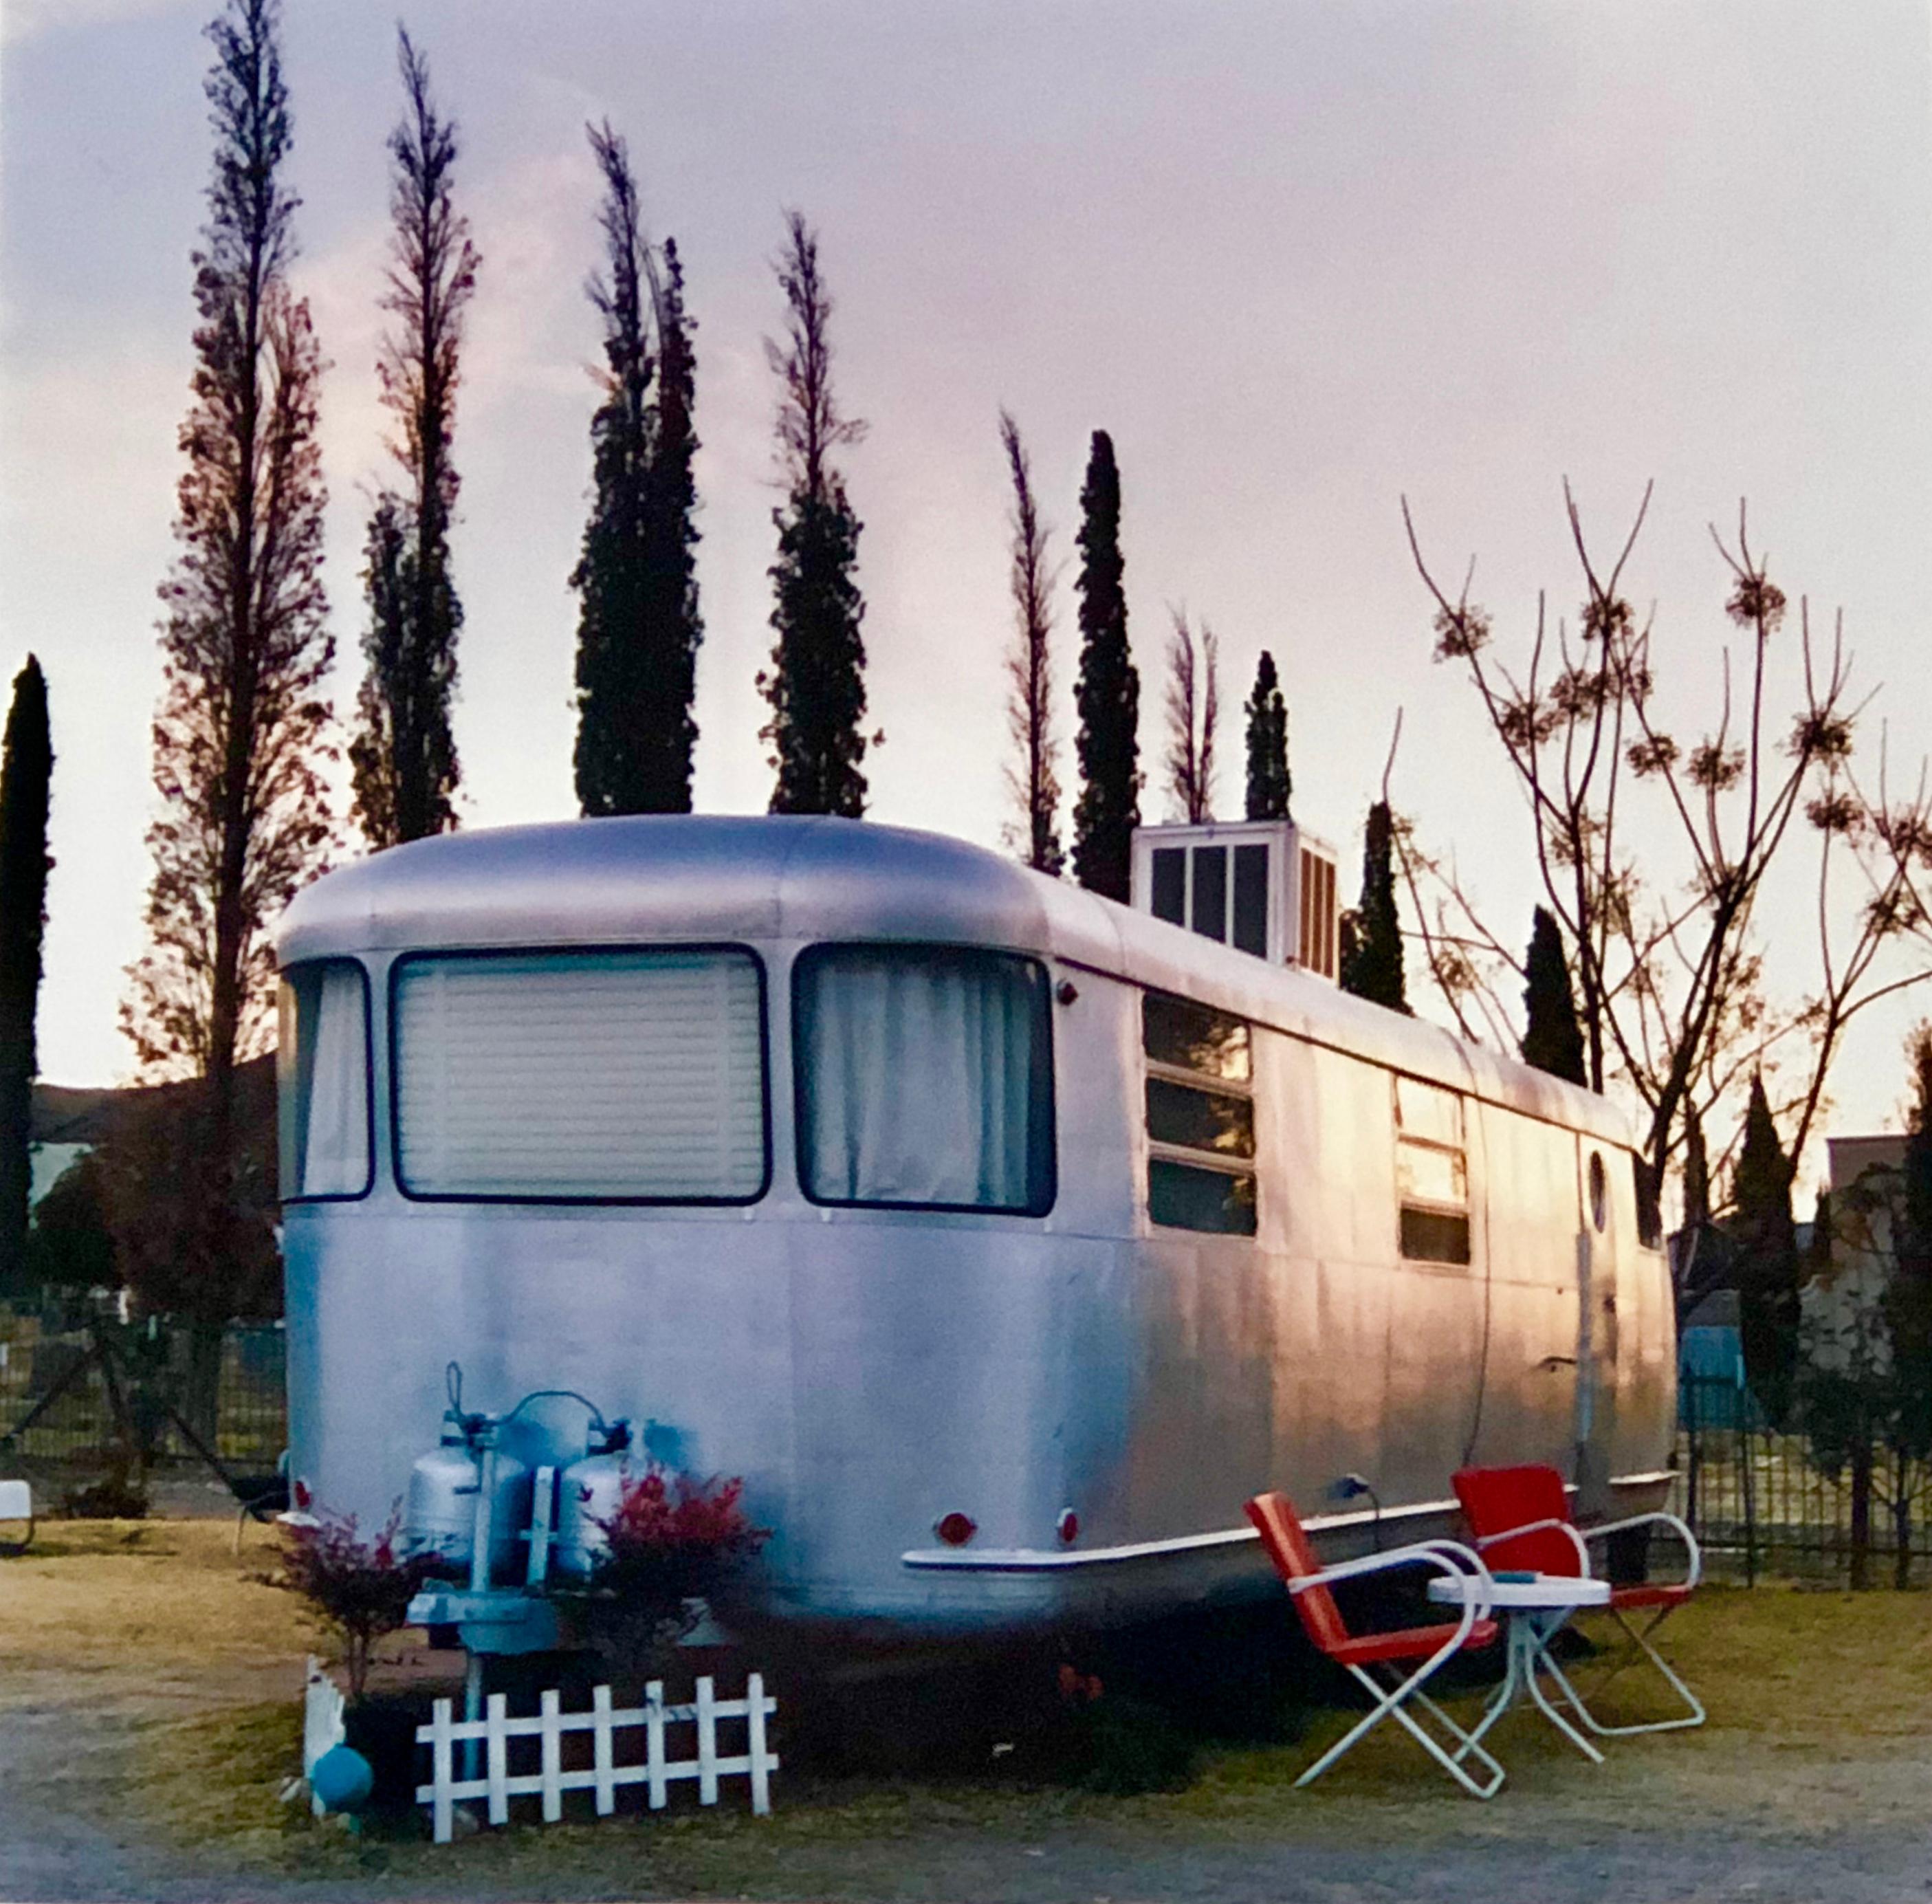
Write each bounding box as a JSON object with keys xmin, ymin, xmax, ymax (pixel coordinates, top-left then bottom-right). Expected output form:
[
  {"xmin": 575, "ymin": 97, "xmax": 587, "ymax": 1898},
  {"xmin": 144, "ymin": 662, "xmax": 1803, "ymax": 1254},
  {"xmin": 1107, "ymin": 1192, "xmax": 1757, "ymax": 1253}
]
[
  {"xmin": 404, "ymin": 1425, "xmax": 530, "ymax": 1581},
  {"xmin": 552, "ymin": 1419, "xmax": 633, "ymax": 1578}
]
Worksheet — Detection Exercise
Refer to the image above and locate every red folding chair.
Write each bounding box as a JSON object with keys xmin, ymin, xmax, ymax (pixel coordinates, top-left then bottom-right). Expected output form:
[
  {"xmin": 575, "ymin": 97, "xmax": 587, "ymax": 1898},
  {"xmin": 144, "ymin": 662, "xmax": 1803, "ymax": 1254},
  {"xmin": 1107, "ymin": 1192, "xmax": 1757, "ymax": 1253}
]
[
  {"xmin": 1451, "ymin": 1463, "xmax": 1704, "ymax": 1735},
  {"xmin": 1244, "ymin": 1491, "xmax": 1504, "ymax": 1797}
]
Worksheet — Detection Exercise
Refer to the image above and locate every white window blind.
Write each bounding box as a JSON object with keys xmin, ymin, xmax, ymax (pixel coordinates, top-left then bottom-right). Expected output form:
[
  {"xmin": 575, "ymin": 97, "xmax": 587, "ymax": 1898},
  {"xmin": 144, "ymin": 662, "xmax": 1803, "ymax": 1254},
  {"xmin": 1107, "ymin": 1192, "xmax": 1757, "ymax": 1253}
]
[{"xmin": 395, "ymin": 950, "xmax": 766, "ymax": 1201}]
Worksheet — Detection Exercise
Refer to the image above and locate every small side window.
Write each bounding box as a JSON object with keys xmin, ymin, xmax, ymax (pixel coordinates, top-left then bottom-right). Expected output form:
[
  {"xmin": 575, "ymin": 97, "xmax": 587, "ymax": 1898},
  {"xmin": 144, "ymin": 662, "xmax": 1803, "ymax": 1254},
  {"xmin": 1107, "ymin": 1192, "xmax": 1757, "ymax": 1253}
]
[
  {"xmin": 1143, "ymin": 992, "xmax": 1258, "ymax": 1236},
  {"xmin": 1395, "ymin": 1075, "xmax": 1470, "ymax": 1265},
  {"xmin": 278, "ymin": 961, "xmax": 372, "ymax": 1201}
]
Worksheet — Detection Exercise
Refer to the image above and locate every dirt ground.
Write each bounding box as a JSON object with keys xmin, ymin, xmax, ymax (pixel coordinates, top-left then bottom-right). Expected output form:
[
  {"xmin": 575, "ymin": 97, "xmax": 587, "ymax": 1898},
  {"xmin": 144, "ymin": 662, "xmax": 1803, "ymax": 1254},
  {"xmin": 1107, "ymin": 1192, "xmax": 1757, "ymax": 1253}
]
[{"xmin": 2, "ymin": 1518, "xmax": 1931, "ymax": 1904}]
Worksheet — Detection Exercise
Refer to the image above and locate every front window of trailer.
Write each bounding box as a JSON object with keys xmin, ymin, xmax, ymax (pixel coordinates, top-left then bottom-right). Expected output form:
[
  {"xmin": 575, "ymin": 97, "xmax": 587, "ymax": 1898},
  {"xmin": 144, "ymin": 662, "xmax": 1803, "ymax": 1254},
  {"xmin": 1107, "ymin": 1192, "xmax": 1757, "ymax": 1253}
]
[
  {"xmin": 793, "ymin": 944, "xmax": 1055, "ymax": 1214},
  {"xmin": 278, "ymin": 960, "xmax": 373, "ymax": 1199},
  {"xmin": 391, "ymin": 947, "xmax": 769, "ymax": 1201}
]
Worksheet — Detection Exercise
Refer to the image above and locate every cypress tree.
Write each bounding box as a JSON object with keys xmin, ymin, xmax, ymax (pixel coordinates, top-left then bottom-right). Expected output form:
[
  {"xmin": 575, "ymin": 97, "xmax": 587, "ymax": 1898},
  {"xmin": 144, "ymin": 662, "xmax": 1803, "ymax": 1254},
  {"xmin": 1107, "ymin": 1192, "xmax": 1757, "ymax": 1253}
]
[
  {"xmin": 0, "ymin": 657, "xmax": 52, "ymax": 1289},
  {"xmin": 1244, "ymin": 649, "xmax": 1290, "ymax": 821},
  {"xmin": 1731, "ymin": 1073, "xmax": 1801, "ymax": 1426},
  {"xmin": 1339, "ymin": 800, "xmax": 1408, "ymax": 1011},
  {"xmin": 349, "ymin": 28, "xmax": 476, "ymax": 846},
  {"xmin": 641, "ymin": 236, "xmax": 701, "ymax": 799},
  {"xmin": 1520, "ymin": 905, "xmax": 1586, "ymax": 1084},
  {"xmin": 573, "ymin": 124, "xmax": 703, "ymax": 816},
  {"xmin": 1070, "ymin": 430, "xmax": 1138, "ymax": 899},
  {"xmin": 760, "ymin": 212, "xmax": 870, "ymax": 817},
  {"xmin": 1882, "ymin": 1031, "xmax": 1932, "ymax": 1487}
]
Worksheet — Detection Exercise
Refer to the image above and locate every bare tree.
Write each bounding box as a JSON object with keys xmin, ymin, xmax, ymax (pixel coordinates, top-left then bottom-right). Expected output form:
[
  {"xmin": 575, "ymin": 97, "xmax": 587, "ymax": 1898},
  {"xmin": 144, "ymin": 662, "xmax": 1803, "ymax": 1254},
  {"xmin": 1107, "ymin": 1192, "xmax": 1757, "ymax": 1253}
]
[
  {"xmin": 1401, "ymin": 484, "xmax": 1932, "ymax": 1301},
  {"xmin": 998, "ymin": 411, "xmax": 1062, "ymax": 874},
  {"xmin": 124, "ymin": 0, "xmax": 334, "ymax": 1414},
  {"xmin": 1163, "ymin": 610, "xmax": 1219, "ymax": 823}
]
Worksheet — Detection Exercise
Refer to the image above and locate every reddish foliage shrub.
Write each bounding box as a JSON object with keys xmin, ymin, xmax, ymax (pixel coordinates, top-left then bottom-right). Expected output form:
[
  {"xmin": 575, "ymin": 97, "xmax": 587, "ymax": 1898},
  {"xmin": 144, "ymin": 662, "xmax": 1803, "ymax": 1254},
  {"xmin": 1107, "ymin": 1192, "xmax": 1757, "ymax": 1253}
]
[
  {"xmin": 593, "ymin": 1465, "xmax": 769, "ymax": 1601},
  {"xmin": 275, "ymin": 1502, "xmax": 447, "ymax": 1698},
  {"xmin": 584, "ymin": 1466, "xmax": 770, "ymax": 1676}
]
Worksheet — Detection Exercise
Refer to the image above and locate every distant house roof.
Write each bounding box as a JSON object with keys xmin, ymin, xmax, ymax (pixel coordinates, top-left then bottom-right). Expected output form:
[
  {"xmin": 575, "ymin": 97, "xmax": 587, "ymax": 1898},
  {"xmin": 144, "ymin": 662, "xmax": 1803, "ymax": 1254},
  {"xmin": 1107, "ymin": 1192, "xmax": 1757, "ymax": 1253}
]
[
  {"xmin": 1684, "ymin": 1287, "xmax": 1739, "ymax": 1329},
  {"xmin": 1827, "ymin": 1135, "xmax": 1907, "ymax": 1189}
]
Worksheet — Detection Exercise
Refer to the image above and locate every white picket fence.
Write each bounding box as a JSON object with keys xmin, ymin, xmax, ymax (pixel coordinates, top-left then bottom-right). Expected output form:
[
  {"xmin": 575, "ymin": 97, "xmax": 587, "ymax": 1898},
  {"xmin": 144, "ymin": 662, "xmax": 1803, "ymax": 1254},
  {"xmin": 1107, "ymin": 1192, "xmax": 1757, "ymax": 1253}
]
[{"xmin": 415, "ymin": 1674, "xmax": 778, "ymax": 1843}]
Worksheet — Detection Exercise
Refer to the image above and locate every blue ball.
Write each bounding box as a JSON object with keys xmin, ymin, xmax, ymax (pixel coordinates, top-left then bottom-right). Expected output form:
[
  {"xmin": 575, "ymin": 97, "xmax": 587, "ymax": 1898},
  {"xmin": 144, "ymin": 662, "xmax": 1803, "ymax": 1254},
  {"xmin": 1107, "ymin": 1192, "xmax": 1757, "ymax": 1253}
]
[{"xmin": 310, "ymin": 1744, "xmax": 374, "ymax": 1813}]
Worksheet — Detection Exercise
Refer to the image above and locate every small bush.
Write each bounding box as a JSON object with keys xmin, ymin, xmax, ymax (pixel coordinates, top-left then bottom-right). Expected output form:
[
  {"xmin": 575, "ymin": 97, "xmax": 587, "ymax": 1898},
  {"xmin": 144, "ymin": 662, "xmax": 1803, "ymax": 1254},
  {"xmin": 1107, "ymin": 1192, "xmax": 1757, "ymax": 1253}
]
[
  {"xmin": 274, "ymin": 1503, "xmax": 446, "ymax": 1700},
  {"xmin": 578, "ymin": 1466, "xmax": 769, "ymax": 1681},
  {"xmin": 61, "ymin": 1462, "xmax": 149, "ymax": 1520},
  {"xmin": 1022, "ymin": 1664, "xmax": 1200, "ymax": 1795}
]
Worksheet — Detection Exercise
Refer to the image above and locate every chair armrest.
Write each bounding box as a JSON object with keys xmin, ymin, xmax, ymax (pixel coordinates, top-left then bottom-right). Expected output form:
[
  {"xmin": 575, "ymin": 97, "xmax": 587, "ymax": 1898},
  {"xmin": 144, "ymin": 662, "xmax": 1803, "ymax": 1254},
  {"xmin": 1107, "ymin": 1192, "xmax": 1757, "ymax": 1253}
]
[
  {"xmin": 1581, "ymin": 1510, "xmax": 1702, "ymax": 1589},
  {"xmin": 1472, "ymin": 1517, "xmax": 1592, "ymax": 1571},
  {"xmin": 1288, "ymin": 1537, "xmax": 1494, "ymax": 1622}
]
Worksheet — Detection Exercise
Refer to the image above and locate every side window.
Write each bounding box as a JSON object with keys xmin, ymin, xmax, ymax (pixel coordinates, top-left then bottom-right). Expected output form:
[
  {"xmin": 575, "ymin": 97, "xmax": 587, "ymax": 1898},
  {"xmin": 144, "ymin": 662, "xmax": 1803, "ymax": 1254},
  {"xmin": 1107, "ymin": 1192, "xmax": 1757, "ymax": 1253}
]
[
  {"xmin": 278, "ymin": 960, "xmax": 372, "ymax": 1200},
  {"xmin": 1633, "ymin": 1152, "xmax": 1665, "ymax": 1250},
  {"xmin": 1395, "ymin": 1075, "xmax": 1470, "ymax": 1265},
  {"xmin": 1143, "ymin": 992, "xmax": 1258, "ymax": 1236},
  {"xmin": 793, "ymin": 944, "xmax": 1055, "ymax": 1214}
]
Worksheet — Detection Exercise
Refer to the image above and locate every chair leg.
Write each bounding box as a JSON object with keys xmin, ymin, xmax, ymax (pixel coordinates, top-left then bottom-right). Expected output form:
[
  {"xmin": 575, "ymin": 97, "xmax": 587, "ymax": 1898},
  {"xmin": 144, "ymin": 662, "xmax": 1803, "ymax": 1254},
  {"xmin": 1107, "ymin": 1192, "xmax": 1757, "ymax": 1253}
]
[
  {"xmin": 1295, "ymin": 1661, "xmax": 1503, "ymax": 1799},
  {"xmin": 1539, "ymin": 1608, "xmax": 1705, "ymax": 1736},
  {"xmin": 1407, "ymin": 1686, "xmax": 1508, "ymax": 1788}
]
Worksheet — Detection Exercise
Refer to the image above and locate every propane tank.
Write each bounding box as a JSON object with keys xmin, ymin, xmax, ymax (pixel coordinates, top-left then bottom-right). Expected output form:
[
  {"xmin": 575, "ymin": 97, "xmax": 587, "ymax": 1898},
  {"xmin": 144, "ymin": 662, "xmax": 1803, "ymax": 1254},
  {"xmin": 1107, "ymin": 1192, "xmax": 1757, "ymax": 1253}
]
[
  {"xmin": 404, "ymin": 1425, "xmax": 531, "ymax": 1582},
  {"xmin": 404, "ymin": 1421, "xmax": 481, "ymax": 1571},
  {"xmin": 402, "ymin": 1366, "xmax": 534, "ymax": 1583},
  {"xmin": 553, "ymin": 1418, "xmax": 634, "ymax": 1579}
]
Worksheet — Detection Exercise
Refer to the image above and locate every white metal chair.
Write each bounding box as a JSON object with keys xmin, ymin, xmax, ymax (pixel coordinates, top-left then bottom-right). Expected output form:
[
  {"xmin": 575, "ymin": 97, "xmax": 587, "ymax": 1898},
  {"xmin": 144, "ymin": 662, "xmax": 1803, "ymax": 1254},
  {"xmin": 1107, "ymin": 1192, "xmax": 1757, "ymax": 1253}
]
[
  {"xmin": 1453, "ymin": 1463, "xmax": 1705, "ymax": 1735},
  {"xmin": 1245, "ymin": 1491, "xmax": 1505, "ymax": 1797},
  {"xmin": 0, "ymin": 1476, "xmax": 34, "ymax": 1556}
]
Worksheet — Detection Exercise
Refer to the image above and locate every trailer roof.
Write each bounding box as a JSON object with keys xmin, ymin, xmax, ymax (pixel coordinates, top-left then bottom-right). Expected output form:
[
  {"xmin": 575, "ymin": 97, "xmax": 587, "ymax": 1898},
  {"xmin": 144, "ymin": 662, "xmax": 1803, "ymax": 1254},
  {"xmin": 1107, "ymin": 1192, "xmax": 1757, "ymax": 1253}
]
[{"xmin": 277, "ymin": 815, "xmax": 1633, "ymax": 1147}]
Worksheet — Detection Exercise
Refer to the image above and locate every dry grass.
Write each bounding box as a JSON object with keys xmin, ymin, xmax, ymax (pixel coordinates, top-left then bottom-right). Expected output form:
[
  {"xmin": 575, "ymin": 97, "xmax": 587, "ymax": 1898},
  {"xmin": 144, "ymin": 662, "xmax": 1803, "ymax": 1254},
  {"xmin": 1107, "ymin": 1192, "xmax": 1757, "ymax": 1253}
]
[
  {"xmin": 6, "ymin": 1520, "xmax": 1931, "ymax": 1899},
  {"xmin": 0, "ymin": 1518, "xmax": 319, "ymax": 1692}
]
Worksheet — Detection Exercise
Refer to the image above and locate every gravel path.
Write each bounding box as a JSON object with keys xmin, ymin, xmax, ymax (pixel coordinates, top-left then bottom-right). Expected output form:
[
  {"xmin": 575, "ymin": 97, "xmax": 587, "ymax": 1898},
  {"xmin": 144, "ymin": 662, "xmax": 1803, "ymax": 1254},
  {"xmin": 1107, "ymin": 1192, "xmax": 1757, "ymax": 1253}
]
[{"xmin": 3, "ymin": 1674, "xmax": 1930, "ymax": 1904}]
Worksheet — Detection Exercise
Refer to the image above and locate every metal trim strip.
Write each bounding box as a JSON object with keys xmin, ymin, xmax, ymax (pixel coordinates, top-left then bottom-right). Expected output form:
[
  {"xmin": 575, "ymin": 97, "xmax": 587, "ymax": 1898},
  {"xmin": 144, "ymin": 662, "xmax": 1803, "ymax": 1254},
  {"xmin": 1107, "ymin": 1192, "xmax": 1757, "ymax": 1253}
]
[{"xmin": 900, "ymin": 1497, "xmax": 1460, "ymax": 1572}]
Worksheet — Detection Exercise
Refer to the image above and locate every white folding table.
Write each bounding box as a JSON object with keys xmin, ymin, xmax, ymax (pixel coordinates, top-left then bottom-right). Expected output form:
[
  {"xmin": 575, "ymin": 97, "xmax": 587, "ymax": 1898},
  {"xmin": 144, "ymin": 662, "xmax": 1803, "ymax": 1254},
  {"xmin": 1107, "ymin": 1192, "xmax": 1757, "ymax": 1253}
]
[{"xmin": 1427, "ymin": 1571, "xmax": 1613, "ymax": 1764}]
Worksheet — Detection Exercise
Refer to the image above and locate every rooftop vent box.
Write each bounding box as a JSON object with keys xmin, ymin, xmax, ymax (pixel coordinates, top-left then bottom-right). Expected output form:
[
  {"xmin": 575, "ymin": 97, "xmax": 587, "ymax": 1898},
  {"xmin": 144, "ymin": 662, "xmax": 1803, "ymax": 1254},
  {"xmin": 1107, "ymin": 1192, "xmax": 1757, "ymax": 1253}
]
[{"xmin": 1129, "ymin": 820, "xmax": 1339, "ymax": 981}]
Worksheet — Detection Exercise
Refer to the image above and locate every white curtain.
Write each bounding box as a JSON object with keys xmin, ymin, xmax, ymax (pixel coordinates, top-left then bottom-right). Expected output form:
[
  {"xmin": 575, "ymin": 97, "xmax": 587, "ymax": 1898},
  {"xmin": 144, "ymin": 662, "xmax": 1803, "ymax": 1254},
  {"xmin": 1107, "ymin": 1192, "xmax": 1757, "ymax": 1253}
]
[
  {"xmin": 281, "ymin": 962, "xmax": 369, "ymax": 1197},
  {"xmin": 798, "ymin": 950, "xmax": 1042, "ymax": 1209}
]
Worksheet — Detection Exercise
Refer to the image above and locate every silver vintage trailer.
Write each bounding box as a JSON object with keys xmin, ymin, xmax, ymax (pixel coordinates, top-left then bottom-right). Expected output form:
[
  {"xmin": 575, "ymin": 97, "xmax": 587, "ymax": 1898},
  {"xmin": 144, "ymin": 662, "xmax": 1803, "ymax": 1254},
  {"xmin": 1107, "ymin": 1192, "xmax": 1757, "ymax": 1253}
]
[{"xmin": 276, "ymin": 815, "xmax": 1675, "ymax": 1643}]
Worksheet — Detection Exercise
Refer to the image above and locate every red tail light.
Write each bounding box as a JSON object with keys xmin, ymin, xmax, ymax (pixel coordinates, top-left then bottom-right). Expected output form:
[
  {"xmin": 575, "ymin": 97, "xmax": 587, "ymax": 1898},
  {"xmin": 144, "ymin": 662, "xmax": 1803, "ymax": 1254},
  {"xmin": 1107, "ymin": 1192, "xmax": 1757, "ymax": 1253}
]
[
  {"xmin": 1057, "ymin": 1509, "xmax": 1079, "ymax": 1544},
  {"xmin": 935, "ymin": 1511, "xmax": 977, "ymax": 1546}
]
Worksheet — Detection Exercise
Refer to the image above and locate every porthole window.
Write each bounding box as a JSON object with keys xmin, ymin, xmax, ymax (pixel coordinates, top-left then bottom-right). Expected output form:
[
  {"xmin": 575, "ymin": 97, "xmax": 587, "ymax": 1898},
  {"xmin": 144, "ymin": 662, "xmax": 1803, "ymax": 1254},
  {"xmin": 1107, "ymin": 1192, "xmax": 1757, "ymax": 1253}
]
[{"xmin": 1588, "ymin": 1152, "xmax": 1607, "ymax": 1232}]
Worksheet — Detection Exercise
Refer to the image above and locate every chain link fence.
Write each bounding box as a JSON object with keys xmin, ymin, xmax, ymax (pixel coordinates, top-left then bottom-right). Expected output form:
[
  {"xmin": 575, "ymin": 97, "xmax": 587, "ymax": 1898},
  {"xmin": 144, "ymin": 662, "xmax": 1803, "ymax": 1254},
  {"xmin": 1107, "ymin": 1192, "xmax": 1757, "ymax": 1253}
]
[
  {"xmin": 1669, "ymin": 1372, "xmax": 1932, "ymax": 1588},
  {"xmin": 0, "ymin": 1296, "xmax": 287, "ymax": 1486}
]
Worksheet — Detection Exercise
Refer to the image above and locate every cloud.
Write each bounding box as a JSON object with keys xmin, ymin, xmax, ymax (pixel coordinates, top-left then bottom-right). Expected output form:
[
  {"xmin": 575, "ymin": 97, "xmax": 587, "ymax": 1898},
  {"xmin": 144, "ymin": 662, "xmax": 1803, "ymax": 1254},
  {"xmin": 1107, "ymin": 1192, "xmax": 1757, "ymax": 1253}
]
[{"xmin": 1, "ymin": 0, "xmax": 194, "ymax": 49}]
